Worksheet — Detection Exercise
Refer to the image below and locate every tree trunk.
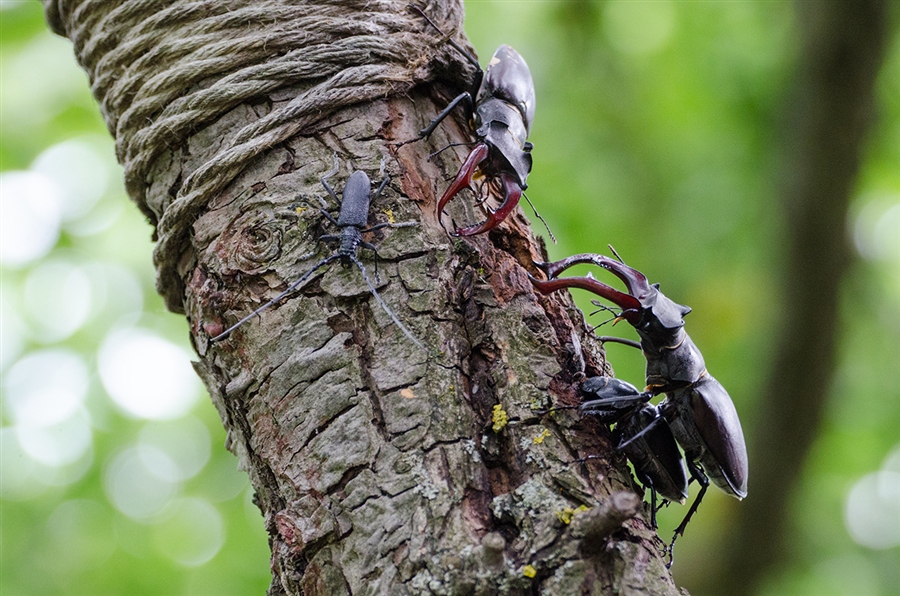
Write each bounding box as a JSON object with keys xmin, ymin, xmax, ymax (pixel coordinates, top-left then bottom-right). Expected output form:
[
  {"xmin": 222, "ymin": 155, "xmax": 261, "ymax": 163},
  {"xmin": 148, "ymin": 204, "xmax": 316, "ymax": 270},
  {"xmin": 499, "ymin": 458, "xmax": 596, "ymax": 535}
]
[{"xmin": 44, "ymin": 1, "xmax": 680, "ymax": 593}]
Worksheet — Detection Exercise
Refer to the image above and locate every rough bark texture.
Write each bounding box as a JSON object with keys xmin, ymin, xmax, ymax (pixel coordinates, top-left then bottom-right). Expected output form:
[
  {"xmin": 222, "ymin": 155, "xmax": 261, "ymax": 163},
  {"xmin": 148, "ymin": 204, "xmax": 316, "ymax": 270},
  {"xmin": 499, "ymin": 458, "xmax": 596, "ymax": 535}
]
[
  {"xmin": 45, "ymin": 1, "xmax": 682, "ymax": 593},
  {"xmin": 701, "ymin": 2, "xmax": 890, "ymax": 595}
]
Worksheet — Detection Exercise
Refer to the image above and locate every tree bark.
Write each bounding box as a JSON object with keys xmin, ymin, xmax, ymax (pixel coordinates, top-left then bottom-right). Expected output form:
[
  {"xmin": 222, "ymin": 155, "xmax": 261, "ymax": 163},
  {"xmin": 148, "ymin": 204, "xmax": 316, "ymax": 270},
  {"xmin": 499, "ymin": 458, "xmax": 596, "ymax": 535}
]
[{"xmin": 45, "ymin": 1, "xmax": 681, "ymax": 593}]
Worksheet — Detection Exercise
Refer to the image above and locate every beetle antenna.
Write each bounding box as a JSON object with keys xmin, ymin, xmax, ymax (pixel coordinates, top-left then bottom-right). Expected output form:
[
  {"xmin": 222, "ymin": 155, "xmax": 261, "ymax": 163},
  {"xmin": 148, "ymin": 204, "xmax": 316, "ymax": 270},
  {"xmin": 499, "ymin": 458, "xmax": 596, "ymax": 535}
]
[
  {"xmin": 212, "ymin": 254, "xmax": 340, "ymax": 342},
  {"xmin": 319, "ymin": 153, "xmax": 342, "ymax": 207},
  {"xmin": 588, "ymin": 302, "xmax": 624, "ymax": 329},
  {"xmin": 522, "ymin": 192, "xmax": 557, "ymax": 244},
  {"xmin": 350, "ymin": 255, "xmax": 425, "ymax": 350},
  {"xmin": 589, "ymin": 300, "xmax": 621, "ymax": 318}
]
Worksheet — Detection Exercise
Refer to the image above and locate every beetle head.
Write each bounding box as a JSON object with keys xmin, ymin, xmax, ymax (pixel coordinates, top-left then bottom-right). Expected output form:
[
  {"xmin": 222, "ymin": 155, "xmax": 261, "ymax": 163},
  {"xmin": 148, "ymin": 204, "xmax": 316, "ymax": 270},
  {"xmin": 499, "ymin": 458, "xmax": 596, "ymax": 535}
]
[
  {"xmin": 634, "ymin": 284, "xmax": 692, "ymax": 335},
  {"xmin": 530, "ymin": 253, "xmax": 691, "ymax": 333},
  {"xmin": 596, "ymin": 260, "xmax": 691, "ymax": 332}
]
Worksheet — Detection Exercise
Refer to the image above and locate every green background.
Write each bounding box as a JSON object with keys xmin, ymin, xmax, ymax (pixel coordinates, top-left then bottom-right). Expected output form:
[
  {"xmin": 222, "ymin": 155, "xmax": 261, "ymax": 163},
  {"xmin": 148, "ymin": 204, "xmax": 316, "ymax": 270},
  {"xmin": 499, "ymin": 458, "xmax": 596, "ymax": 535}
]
[{"xmin": 2, "ymin": 1, "xmax": 898, "ymax": 594}]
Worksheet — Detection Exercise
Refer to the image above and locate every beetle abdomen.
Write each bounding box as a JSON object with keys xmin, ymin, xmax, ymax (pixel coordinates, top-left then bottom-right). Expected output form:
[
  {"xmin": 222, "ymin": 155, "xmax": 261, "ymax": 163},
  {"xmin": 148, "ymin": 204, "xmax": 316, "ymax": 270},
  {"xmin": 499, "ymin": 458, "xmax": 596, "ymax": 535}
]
[
  {"xmin": 479, "ymin": 44, "xmax": 535, "ymax": 133},
  {"xmin": 337, "ymin": 170, "xmax": 372, "ymax": 228}
]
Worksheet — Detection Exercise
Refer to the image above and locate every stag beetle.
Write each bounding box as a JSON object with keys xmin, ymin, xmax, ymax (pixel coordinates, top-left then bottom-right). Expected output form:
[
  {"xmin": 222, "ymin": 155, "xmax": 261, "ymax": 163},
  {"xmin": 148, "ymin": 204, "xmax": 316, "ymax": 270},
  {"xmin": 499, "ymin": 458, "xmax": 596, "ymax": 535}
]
[
  {"xmin": 580, "ymin": 375, "xmax": 689, "ymax": 530},
  {"xmin": 212, "ymin": 159, "xmax": 423, "ymax": 349},
  {"xmin": 530, "ymin": 252, "xmax": 748, "ymax": 563},
  {"xmin": 406, "ymin": 5, "xmax": 535, "ymax": 237}
]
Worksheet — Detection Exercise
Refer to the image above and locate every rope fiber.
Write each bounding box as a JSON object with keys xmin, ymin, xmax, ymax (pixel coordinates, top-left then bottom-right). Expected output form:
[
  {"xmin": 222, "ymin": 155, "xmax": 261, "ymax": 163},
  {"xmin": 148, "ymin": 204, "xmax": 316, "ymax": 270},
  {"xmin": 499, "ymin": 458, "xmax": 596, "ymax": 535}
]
[{"xmin": 43, "ymin": 0, "xmax": 467, "ymax": 312}]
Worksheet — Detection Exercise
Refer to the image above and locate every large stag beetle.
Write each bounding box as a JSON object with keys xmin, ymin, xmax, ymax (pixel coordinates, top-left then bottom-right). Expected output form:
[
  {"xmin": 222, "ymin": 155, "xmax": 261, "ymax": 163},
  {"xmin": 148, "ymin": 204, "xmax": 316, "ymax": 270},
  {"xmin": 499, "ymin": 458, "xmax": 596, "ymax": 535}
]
[
  {"xmin": 404, "ymin": 5, "xmax": 535, "ymax": 237},
  {"xmin": 530, "ymin": 252, "xmax": 748, "ymax": 564}
]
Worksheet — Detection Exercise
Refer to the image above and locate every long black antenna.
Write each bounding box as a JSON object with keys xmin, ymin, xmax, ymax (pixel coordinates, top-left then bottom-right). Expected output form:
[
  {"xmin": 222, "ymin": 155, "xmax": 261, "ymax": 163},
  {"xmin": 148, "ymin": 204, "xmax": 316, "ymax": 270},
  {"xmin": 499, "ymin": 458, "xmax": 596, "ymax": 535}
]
[
  {"xmin": 351, "ymin": 255, "xmax": 425, "ymax": 349},
  {"xmin": 211, "ymin": 254, "xmax": 340, "ymax": 342}
]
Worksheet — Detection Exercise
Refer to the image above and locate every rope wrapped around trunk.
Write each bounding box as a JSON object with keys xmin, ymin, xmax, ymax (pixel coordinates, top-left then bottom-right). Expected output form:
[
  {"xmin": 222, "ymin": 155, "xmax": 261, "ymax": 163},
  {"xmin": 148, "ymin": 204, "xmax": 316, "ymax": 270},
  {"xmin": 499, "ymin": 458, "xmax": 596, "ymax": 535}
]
[{"xmin": 43, "ymin": 0, "xmax": 467, "ymax": 312}]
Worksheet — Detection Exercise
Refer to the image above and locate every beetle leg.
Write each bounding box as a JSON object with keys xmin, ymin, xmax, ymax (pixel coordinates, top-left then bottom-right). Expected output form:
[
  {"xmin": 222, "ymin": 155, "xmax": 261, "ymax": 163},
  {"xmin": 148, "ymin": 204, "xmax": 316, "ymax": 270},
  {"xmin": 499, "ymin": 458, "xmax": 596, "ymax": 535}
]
[
  {"xmin": 358, "ymin": 240, "xmax": 381, "ymax": 283},
  {"xmin": 416, "ymin": 92, "xmax": 475, "ymax": 140},
  {"xmin": 371, "ymin": 175, "xmax": 391, "ymax": 202},
  {"xmin": 436, "ymin": 142, "xmax": 489, "ymax": 224},
  {"xmin": 617, "ymin": 414, "xmax": 666, "ymax": 449},
  {"xmin": 580, "ymin": 394, "xmax": 652, "ymax": 415},
  {"xmin": 428, "ymin": 141, "xmax": 478, "ymax": 161},
  {"xmin": 408, "ymin": 4, "xmax": 482, "ymax": 71},
  {"xmin": 666, "ymin": 460, "xmax": 709, "ymax": 568},
  {"xmin": 454, "ymin": 171, "xmax": 523, "ymax": 236},
  {"xmin": 320, "ymin": 209, "xmax": 340, "ymax": 228},
  {"xmin": 648, "ymin": 483, "xmax": 658, "ymax": 530},
  {"xmin": 595, "ymin": 335, "xmax": 643, "ymax": 350}
]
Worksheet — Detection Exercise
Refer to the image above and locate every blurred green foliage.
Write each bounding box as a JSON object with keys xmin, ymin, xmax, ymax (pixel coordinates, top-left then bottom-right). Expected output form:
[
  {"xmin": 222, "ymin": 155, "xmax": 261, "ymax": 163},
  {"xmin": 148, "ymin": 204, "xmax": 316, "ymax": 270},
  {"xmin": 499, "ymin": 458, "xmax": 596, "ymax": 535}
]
[
  {"xmin": 2, "ymin": 1, "xmax": 898, "ymax": 594},
  {"xmin": 1, "ymin": 3, "xmax": 271, "ymax": 594}
]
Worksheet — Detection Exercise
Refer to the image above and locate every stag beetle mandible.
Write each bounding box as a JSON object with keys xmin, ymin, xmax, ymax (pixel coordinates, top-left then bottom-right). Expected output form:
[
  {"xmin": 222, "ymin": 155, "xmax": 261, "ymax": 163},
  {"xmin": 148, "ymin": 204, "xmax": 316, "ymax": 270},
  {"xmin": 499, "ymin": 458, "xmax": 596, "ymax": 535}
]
[
  {"xmin": 212, "ymin": 159, "xmax": 423, "ymax": 349},
  {"xmin": 530, "ymin": 252, "xmax": 748, "ymax": 563},
  {"xmin": 406, "ymin": 5, "xmax": 535, "ymax": 237}
]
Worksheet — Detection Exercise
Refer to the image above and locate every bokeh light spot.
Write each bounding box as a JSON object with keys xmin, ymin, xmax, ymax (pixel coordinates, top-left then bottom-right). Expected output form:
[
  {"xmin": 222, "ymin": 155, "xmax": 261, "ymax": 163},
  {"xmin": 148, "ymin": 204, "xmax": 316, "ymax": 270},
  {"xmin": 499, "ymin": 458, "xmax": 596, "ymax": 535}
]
[
  {"xmin": 99, "ymin": 328, "xmax": 200, "ymax": 419},
  {"xmin": 0, "ymin": 171, "xmax": 62, "ymax": 267},
  {"xmin": 15, "ymin": 410, "xmax": 93, "ymax": 467},
  {"xmin": 31, "ymin": 138, "xmax": 111, "ymax": 222},
  {"xmin": 853, "ymin": 196, "xmax": 900, "ymax": 263},
  {"xmin": 199, "ymin": 455, "xmax": 249, "ymax": 502},
  {"xmin": 0, "ymin": 427, "xmax": 46, "ymax": 500},
  {"xmin": 0, "ymin": 296, "xmax": 25, "ymax": 370},
  {"xmin": 3, "ymin": 348, "xmax": 89, "ymax": 428},
  {"xmin": 152, "ymin": 498, "xmax": 225, "ymax": 567},
  {"xmin": 104, "ymin": 445, "xmax": 180, "ymax": 522},
  {"xmin": 82, "ymin": 261, "xmax": 144, "ymax": 327},
  {"xmin": 139, "ymin": 416, "xmax": 211, "ymax": 482},
  {"xmin": 844, "ymin": 470, "xmax": 900, "ymax": 549},
  {"xmin": 882, "ymin": 443, "xmax": 900, "ymax": 474},
  {"xmin": 23, "ymin": 260, "xmax": 92, "ymax": 342},
  {"xmin": 0, "ymin": 32, "xmax": 94, "ymax": 133}
]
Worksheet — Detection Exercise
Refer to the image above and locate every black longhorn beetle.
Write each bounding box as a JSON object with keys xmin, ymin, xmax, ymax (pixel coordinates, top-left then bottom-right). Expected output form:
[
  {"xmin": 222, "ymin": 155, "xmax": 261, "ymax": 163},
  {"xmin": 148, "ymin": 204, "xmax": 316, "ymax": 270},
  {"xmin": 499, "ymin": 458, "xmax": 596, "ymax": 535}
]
[
  {"xmin": 404, "ymin": 5, "xmax": 537, "ymax": 237},
  {"xmin": 530, "ymin": 252, "xmax": 748, "ymax": 566},
  {"xmin": 212, "ymin": 158, "xmax": 424, "ymax": 349}
]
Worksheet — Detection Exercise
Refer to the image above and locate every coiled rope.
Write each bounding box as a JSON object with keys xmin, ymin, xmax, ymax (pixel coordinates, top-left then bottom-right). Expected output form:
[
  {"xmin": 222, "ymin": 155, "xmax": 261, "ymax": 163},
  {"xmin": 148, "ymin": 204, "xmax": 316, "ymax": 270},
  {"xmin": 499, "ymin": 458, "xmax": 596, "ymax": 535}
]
[{"xmin": 43, "ymin": 0, "xmax": 466, "ymax": 312}]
